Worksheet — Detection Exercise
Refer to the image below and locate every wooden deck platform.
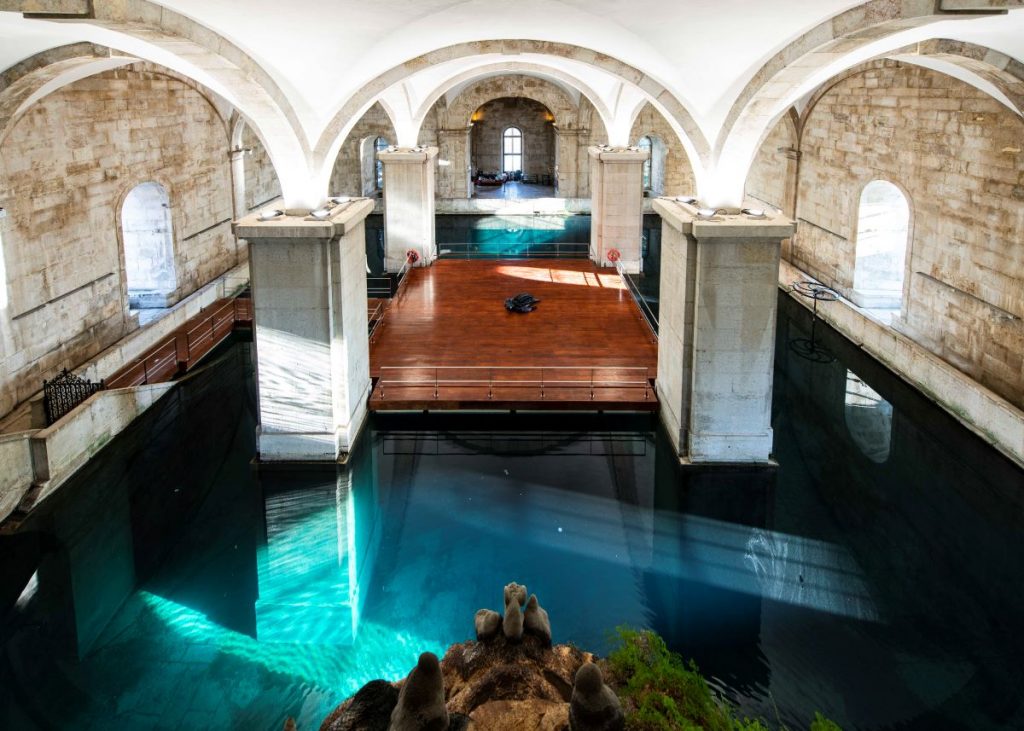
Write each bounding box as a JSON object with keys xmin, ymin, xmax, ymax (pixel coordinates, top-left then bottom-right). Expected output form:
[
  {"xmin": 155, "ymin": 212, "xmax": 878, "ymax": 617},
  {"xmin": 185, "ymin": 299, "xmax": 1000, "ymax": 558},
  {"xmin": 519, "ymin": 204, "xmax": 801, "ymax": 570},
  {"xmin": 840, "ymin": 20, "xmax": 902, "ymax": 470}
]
[{"xmin": 368, "ymin": 259, "xmax": 658, "ymax": 411}]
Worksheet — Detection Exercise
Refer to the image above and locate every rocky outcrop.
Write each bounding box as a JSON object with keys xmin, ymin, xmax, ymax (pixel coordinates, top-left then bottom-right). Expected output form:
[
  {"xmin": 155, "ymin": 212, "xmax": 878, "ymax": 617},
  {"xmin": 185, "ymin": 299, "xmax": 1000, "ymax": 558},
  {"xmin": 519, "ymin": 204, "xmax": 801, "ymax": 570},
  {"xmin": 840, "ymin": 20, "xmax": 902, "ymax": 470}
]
[
  {"xmin": 568, "ymin": 663, "xmax": 624, "ymax": 731},
  {"xmin": 321, "ymin": 582, "xmax": 605, "ymax": 731},
  {"xmin": 524, "ymin": 594, "xmax": 552, "ymax": 647},
  {"xmin": 390, "ymin": 653, "xmax": 449, "ymax": 731}
]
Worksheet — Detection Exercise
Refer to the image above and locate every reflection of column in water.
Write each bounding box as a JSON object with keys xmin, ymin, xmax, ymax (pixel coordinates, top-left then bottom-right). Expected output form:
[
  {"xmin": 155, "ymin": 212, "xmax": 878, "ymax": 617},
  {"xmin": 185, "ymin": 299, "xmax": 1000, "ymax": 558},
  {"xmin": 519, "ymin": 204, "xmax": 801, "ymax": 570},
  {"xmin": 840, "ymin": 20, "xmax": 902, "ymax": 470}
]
[{"xmin": 255, "ymin": 460, "xmax": 381, "ymax": 645}]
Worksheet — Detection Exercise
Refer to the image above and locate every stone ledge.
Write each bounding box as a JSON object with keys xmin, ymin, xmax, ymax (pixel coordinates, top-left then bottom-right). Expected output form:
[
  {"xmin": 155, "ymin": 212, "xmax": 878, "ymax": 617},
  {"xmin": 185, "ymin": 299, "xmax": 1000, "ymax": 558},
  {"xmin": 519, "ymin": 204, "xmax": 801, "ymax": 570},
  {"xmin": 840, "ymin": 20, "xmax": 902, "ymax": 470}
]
[{"xmin": 780, "ymin": 260, "xmax": 1024, "ymax": 469}]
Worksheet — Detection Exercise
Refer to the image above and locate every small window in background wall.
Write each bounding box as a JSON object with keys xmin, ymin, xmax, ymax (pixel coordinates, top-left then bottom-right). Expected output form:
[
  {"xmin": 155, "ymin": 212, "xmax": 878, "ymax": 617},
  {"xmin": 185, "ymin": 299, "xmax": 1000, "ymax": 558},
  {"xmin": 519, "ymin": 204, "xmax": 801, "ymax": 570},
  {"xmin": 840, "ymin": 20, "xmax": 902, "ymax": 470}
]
[
  {"xmin": 375, "ymin": 136, "xmax": 389, "ymax": 189},
  {"xmin": 639, "ymin": 136, "xmax": 652, "ymax": 189},
  {"xmin": 845, "ymin": 370, "xmax": 892, "ymax": 463},
  {"xmin": 122, "ymin": 182, "xmax": 176, "ymax": 309},
  {"xmin": 853, "ymin": 180, "xmax": 910, "ymax": 313}
]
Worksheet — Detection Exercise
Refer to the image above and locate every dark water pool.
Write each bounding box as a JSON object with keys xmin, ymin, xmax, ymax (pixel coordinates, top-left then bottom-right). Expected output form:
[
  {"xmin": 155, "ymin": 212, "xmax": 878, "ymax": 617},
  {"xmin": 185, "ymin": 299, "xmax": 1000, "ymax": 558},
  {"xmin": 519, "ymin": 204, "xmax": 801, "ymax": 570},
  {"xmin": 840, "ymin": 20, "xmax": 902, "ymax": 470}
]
[{"xmin": 1, "ymin": 297, "xmax": 1022, "ymax": 731}]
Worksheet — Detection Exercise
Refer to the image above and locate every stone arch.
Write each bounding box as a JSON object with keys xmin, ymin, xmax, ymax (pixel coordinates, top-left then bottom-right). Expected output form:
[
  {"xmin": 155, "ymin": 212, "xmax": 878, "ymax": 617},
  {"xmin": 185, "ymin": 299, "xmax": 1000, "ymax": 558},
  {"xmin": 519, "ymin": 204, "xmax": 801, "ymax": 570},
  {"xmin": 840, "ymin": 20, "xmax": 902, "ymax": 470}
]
[
  {"xmin": 411, "ymin": 62, "xmax": 613, "ymax": 141},
  {"xmin": 887, "ymin": 39, "xmax": 1024, "ymax": 117},
  {"xmin": 0, "ymin": 53, "xmax": 236, "ymax": 153},
  {"xmin": 712, "ymin": 1, "xmax": 1005, "ymax": 206},
  {"xmin": 629, "ymin": 103, "xmax": 697, "ymax": 197},
  {"xmin": 443, "ymin": 75, "xmax": 579, "ymax": 132},
  {"xmin": 0, "ymin": 43, "xmax": 134, "ymax": 150},
  {"xmin": 56, "ymin": 0, "xmax": 315, "ymax": 208},
  {"xmin": 329, "ymin": 102, "xmax": 398, "ymax": 198},
  {"xmin": 313, "ymin": 40, "xmax": 710, "ymax": 196}
]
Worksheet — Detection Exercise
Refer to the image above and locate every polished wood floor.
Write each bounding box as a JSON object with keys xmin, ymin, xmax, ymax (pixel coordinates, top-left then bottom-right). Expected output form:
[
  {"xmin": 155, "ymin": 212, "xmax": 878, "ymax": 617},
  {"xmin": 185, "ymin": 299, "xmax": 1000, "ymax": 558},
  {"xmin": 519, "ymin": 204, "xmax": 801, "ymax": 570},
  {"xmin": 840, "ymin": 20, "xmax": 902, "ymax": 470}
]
[{"xmin": 369, "ymin": 259, "xmax": 658, "ymax": 410}]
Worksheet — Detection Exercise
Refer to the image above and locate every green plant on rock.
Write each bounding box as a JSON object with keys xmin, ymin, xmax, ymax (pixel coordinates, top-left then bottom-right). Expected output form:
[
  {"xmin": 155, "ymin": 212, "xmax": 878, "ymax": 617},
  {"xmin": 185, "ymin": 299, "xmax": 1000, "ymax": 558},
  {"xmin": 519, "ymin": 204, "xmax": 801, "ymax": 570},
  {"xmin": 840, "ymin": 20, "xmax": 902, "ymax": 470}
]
[{"xmin": 606, "ymin": 627, "xmax": 841, "ymax": 731}]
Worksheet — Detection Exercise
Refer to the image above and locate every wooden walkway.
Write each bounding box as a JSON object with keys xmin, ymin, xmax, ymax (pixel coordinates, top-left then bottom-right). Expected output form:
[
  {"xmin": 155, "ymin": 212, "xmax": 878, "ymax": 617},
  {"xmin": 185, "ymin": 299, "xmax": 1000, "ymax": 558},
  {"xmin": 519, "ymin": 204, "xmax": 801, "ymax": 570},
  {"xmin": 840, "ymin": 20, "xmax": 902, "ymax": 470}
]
[
  {"xmin": 104, "ymin": 297, "xmax": 251, "ymax": 389},
  {"xmin": 369, "ymin": 260, "xmax": 658, "ymax": 411}
]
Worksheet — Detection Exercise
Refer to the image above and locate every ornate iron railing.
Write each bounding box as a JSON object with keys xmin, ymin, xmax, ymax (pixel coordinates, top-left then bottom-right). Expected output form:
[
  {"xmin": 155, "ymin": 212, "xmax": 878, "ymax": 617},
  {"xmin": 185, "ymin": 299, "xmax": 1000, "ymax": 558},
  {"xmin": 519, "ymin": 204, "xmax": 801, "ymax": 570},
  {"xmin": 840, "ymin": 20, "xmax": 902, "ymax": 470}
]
[{"xmin": 43, "ymin": 369, "xmax": 104, "ymax": 426}]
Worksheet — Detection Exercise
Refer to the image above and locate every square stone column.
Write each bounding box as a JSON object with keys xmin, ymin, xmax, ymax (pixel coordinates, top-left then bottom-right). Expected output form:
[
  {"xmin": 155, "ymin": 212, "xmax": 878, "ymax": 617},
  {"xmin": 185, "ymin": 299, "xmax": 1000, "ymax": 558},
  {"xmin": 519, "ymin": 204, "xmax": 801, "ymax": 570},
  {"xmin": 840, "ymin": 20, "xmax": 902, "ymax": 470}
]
[
  {"xmin": 235, "ymin": 198, "xmax": 375, "ymax": 462},
  {"xmin": 588, "ymin": 147, "xmax": 648, "ymax": 272},
  {"xmin": 437, "ymin": 128, "xmax": 472, "ymax": 199},
  {"xmin": 653, "ymin": 198, "xmax": 795, "ymax": 464},
  {"xmin": 554, "ymin": 127, "xmax": 584, "ymax": 197},
  {"xmin": 378, "ymin": 146, "xmax": 438, "ymax": 271}
]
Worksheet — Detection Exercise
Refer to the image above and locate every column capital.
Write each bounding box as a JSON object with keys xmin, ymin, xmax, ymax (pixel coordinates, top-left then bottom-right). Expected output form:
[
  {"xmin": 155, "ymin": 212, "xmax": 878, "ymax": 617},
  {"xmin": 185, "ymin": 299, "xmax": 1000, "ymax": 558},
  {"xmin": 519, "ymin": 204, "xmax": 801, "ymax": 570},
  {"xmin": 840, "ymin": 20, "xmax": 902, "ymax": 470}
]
[
  {"xmin": 652, "ymin": 198, "xmax": 795, "ymax": 240},
  {"xmin": 234, "ymin": 198, "xmax": 375, "ymax": 240},
  {"xmin": 377, "ymin": 146, "xmax": 439, "ymax": 164},
  {"xmin": 588, "ymin": 146, "xmax": 649, "ymax": 162}
]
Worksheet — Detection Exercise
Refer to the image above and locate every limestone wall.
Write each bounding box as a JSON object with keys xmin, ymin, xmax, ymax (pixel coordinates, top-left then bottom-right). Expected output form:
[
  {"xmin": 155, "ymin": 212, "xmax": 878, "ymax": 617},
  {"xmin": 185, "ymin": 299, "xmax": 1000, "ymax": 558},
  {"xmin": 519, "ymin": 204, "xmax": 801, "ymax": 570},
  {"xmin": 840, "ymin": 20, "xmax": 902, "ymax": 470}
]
[
  {"xmin": 745, "ymin": 114, "xmax": 798, "ymax": 214},
  {"xmin": 629, "ymin": 103, "xmax": 697, "ymax": 197},
  {"xmin": 329, "ymin": 103, "xmax": 397, "ymax": 197},
  {"xmin": 0, "ymin": 64, "xmax": 238, "ymax": 419},
  {"xmin": 242, "ymin": 124, "xmax": 282, "ymax": 211},
  {"xmin": 790, "ymin": 62, "xmax": 1024, "ymax": 409},
  {"xmin": 470, "ymin": 97, "xmax": 555, "ymax": 177}
]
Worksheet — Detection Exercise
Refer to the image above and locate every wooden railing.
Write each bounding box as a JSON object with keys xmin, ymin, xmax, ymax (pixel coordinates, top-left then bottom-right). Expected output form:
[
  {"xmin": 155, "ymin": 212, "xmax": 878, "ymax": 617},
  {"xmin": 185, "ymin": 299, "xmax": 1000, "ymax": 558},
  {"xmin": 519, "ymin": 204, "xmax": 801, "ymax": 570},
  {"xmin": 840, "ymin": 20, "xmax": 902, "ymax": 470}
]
[
  {"xmin": 375, "ymin": 365, "xmax": 651, "ymax": 402},
  {"xmin": 105, "ymin": 297, "xmax": 252, "ymax": 389}
]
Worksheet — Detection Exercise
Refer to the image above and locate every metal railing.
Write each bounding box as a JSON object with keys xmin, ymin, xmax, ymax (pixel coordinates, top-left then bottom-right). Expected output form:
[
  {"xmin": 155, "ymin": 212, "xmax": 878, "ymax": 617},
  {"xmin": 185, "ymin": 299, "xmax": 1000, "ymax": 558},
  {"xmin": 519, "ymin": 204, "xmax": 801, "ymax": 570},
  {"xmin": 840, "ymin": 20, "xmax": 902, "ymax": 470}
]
[
  {"xmin": 436, "ymin": 242, "xmax": 589, "ymax": 260},
  {"xmin": 367, "ymin": 253, "xmax": 415, "ymax": 298},
  {"xmin": 375, "ymin": 365, "xmax": 651, "ymax": 402},
  {"xmin": 43, "ymin": 369, "xmax": 104, "ymax": 426},
  {"xmin": 615, "ymin": 260, "xmax": 659, "ymax": 338},
  {"xmin": 368, "ymin": 300, "xmax": 386, "ymax": 342}
]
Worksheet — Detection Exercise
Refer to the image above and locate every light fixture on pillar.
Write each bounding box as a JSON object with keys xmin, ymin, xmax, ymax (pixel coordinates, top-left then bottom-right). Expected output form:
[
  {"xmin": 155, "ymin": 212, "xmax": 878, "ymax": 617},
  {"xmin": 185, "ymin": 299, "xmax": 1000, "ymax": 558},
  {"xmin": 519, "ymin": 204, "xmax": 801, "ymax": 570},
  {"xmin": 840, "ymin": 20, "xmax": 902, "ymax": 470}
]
[
  {"xmin": 329, "ymin": 196, "xmax": 352, "ymax": 204},
  {"xmin": 696, "ymin": 208, "xmax": 724, "ymax": 219},
  {"xmin": 309, "ymin": 208, "xmax": 332, "ymax": 220},
  {"xmin": 258, "ymin": 208, "xmax": 284, "ymax": 221},
  {"xmin": 741, "ymin": 207, "xmax": 766, "ymax": 219},
  {"xmin": 674, "ymin": 196, "xmax": 696, "ymax": 204}
]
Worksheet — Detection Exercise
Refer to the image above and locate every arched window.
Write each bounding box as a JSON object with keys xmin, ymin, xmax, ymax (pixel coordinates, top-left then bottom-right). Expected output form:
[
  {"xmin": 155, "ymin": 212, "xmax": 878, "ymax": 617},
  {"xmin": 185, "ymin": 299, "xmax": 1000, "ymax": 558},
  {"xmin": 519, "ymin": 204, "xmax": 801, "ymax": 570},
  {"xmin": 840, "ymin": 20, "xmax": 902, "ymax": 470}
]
[
  {"xmin": 845, "ymin": 370, "xmax": 892, "ymax": 463},
  {"xmin": 374, "ymin": 136, "xmax": 389, "ymax": 190},
  {"xmin": 502, "ymin": 127, "xmax": 522, "ymax": 173},
  {"xmin": 638, "ymin": 136, "xmax": 653, "ymax": 189},
  {"xmin": 853, "ymin": 180, "xmax": 910, "ymax": 311},
  {"xmin": 121, "ymin": 182, "xmax": 176, "ymax": 309}
]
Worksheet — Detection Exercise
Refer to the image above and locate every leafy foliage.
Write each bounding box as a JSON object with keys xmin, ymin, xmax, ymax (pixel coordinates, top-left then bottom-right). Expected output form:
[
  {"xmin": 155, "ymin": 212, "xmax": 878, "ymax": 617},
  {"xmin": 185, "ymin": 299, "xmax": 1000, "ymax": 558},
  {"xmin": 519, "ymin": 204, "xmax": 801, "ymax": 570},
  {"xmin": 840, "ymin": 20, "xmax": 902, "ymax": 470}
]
[{"xmin": 605, "ymin": 627, "xmax": 841, "ymax": 731}]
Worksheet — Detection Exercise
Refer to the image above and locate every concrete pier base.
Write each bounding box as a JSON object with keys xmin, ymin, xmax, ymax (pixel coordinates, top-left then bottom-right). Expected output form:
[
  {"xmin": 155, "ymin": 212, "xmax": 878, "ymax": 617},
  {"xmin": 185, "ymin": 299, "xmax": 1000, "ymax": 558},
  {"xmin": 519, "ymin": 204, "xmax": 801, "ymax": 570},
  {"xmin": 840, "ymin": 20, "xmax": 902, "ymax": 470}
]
[
  {"xmin": 235, "ymin": 199, "xmax": 375, "ymax": 462},
  {"xmin": 653, "ymin": 198, "xmax": 795, "ymax": 464}
]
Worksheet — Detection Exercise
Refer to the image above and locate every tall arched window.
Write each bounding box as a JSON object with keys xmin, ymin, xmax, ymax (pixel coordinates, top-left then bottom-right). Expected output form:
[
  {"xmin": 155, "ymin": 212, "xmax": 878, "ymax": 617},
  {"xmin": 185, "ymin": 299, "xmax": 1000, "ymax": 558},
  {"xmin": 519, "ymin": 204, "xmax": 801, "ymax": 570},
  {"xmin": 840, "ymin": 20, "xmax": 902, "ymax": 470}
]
[
  {"xmin": 853, "ymin": 180, "xmax": 910, "ymax": 311},
  {"xmin": 638, "ymin": 136, "xmax": 653, "ymax": 189},
  {"xmin": 502, "ymin": 127, "xmax": 522, "ymax": 173},
  {"xmin": 374, "ymin": 136, "xmax": 389, "ymax": 190},
  {"xmin": 121, "ymin": 182, "xmax": 175, "ymax": 309}
]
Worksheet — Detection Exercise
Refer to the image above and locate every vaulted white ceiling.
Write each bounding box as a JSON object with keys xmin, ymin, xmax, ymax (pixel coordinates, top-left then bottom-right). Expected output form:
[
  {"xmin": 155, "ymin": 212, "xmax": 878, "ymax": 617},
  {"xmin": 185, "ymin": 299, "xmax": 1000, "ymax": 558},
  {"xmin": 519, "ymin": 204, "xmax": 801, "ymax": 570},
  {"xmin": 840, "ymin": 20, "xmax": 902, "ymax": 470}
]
[{"xmin": 1, "ymin": 1, "xmax": 1022, "ymax": 207}]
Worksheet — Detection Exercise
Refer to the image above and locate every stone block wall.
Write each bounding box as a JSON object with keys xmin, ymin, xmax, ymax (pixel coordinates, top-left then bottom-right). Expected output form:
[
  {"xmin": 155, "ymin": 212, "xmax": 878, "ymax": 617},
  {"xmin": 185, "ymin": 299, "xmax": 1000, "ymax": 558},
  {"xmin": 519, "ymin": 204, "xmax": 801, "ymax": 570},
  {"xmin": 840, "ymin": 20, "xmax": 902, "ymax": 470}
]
[
  {"xmin": 787, "ymin": 61, "xmax": 1024, "ymax": 409},
  {"xmin": 242, "ymin": 124, "xmax": 281, "ymax": 211},
  {"xmin": 470, "ymin": 97, "xmax": 555, "ymax": 177},
  {"xmin": 0, "ymin": 64, "xmax": 238, "ymax": 419},
  {"xmin": 745, "ymin": 113, "xmax": 798, "ymax": 214},
  {"xmin": 329, "ymin": 103, "xmax": 397, "ymax": 197},
  {"xmin": 629, "ymin": 103, "xmax": 697, "ymax": 197}
]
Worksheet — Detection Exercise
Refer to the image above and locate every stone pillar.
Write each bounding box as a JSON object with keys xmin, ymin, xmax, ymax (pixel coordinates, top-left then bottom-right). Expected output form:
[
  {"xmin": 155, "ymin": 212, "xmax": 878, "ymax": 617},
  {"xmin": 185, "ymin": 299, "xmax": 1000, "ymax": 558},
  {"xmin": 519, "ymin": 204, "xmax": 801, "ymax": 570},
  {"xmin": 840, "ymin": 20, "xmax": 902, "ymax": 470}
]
[
  {"xmin": 652, "ymin": 198, "xmax": 795, "ymax": 464},
  {"xmin": 235, "ymin": 199, "xmax": 375, "ymax": 462},
  {"xmin": 588, "ymin": 147, "xmax": 648, "ymax": 272},
  {"xmin": 554, "ymin": 128, "xmax": 583, "ymax": 197},
  {"xmin": 437, "ymin": 128, "xmax": 472, "ymax": 199},
  {"xmin": 378, "ymin": 146, "xmax": 438, "ymax": 271}
]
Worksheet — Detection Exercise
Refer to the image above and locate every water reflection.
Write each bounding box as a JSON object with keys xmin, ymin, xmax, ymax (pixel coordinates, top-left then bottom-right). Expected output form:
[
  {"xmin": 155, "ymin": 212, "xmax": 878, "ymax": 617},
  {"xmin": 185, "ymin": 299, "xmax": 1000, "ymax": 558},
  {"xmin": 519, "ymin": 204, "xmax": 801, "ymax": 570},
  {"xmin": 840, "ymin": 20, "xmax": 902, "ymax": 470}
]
[{"xmin": 1, "ymin": 305, "xmax": 1023, "ymax": 731}]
